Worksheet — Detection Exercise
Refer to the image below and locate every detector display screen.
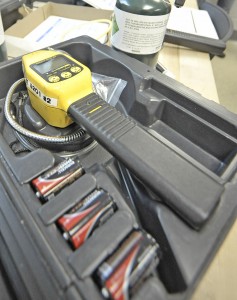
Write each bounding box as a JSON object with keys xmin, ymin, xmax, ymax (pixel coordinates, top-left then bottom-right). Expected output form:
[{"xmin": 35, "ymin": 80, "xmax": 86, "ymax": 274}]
[{"xmin": 33, "ymin": 55, "xmax": 70, "ymax": 75}]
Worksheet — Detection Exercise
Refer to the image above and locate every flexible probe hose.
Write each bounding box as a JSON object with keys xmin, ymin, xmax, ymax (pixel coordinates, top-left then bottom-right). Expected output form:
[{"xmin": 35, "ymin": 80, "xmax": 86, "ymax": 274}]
[{"xmin": 4, "ymin": 78, "xmax": 86, "ymax": 144}]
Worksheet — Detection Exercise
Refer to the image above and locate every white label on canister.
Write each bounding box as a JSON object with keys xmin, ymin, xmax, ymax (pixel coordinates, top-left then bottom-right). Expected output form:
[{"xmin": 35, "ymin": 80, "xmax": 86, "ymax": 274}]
[{"xmin": 111, "ymin": 7, "xmax": 170, "ymax": 55}]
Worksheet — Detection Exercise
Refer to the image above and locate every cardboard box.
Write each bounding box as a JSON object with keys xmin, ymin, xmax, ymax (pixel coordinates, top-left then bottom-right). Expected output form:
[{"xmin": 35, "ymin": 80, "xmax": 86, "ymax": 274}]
[
  {"xmin": 6, "ymin": 2, "xmax": 112, "ymax": 37},
  {"xmin": 5, "ymin": 2, "xmax": 112, "ymax": 57}
]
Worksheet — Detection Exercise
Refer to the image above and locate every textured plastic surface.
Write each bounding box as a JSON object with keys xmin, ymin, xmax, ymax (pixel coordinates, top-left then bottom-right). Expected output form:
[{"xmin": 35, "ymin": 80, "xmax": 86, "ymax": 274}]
[
  {"xmin": 164, "ymin": 29, "xmax": 226, "ymax": 56},
  {"xmin": 69, "ymin": 93, "xmax": 223, "ymax": 228},
  {"xmin": 0, "ymin": 36, "xmax": 237, "ymax": 300},
  {"xmin": 0, "ymin": 0, "xmax": 24, "ymax": 29}
]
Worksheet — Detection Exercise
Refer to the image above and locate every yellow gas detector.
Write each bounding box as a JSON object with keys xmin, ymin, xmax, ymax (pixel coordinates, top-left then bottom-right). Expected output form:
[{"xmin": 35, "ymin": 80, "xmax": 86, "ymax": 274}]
[
  {"xmin": 22, "ymin": 49, "xmax": 93, "ymax": 128},
  {"xmin": 21, "ymin": 48, "xmax": 218, "ymax": 229}
]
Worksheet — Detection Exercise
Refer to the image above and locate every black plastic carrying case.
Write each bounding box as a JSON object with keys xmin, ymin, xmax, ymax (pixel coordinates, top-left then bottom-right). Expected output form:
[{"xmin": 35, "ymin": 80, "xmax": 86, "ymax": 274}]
[
  {"xmin": 0, "ymin": 36, "xmax": 237, "ymax": 300},
  {"xmin": 0, "ymin": 0, "xmax": 25, "ymax": 30}
]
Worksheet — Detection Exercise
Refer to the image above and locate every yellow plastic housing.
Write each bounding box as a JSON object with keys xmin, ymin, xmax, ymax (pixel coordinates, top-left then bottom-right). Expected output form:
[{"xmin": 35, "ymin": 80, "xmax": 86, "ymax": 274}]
[{"xmin": 22, "ymin": 49, "xmax": 93, "ymax": 128}]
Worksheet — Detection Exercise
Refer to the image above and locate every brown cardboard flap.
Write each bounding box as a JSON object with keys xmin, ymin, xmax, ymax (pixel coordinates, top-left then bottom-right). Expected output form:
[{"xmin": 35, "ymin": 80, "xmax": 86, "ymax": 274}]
[{"xmin": 5, "ymin": 2, "xmax": 112, "ymax": 38}]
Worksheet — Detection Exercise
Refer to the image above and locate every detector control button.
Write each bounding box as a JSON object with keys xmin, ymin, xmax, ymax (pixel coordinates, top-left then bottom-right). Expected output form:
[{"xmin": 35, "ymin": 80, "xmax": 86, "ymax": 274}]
[
  {"xmin": 70, "ymin": 66, "xmax": 81, "ymax": 73},
  {"xmin": 61, "ymin": 72, "xmax": 72, "ymax": 79},
  {"xmin": 48, "ymin": 75, "xmax": 60, "ymax": 83}
]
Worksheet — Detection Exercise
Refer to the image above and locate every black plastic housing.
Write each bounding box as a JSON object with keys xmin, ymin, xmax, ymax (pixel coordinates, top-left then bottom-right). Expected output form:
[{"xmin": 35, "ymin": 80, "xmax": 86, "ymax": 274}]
[
  {"xmin": 0, "ymin": 36, "xmax": 237, "ymax": 300},
  {"xmin": 0, "ymin": 0, "xmax": 25, "ymax": 30}
]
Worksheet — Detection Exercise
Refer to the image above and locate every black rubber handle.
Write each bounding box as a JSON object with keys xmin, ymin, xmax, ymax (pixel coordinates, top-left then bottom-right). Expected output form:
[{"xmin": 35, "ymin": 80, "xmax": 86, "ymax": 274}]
[{"xmin": 68, "ymin": 93, "xmax": 223, "ymax": 229}]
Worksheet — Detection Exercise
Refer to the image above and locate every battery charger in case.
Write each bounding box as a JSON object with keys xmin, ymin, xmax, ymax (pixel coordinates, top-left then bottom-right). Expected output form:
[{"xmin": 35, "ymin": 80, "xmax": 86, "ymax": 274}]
[{"xmin": 0, "ymin": 36, "xmax": 237, "ymax": 300}]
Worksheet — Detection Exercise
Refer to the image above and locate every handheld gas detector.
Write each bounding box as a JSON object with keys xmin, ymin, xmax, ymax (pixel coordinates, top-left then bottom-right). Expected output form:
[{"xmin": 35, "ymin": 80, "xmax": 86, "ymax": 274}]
[
  {"xmin": 22, "ymin": 49, "xmax": 93, "ymax": 128},
  {"xmin": 21, "ymin": 49, "xmax": 221, "ymax": 229}
]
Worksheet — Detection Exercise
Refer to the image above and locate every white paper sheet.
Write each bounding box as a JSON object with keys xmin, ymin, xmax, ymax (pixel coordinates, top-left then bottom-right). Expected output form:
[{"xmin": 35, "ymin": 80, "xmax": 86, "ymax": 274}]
[
  {"xmin": 82, "ymin": 0, "xmax": 116, "ymax": 10},
  {"xmin": 167, "ymin": 6, "xmax": 219, "ymax": 39},
  {"xmin": 24, "ymin": 16, "xmax": 110, "ymax": 48}
]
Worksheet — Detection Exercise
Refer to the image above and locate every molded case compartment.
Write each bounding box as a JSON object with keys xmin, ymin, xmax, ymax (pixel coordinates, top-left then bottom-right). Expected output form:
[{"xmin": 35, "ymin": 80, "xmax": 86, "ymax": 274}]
[{"xmin": 0, "ymin": 36, "xmax": 237, "ymax": 300}]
